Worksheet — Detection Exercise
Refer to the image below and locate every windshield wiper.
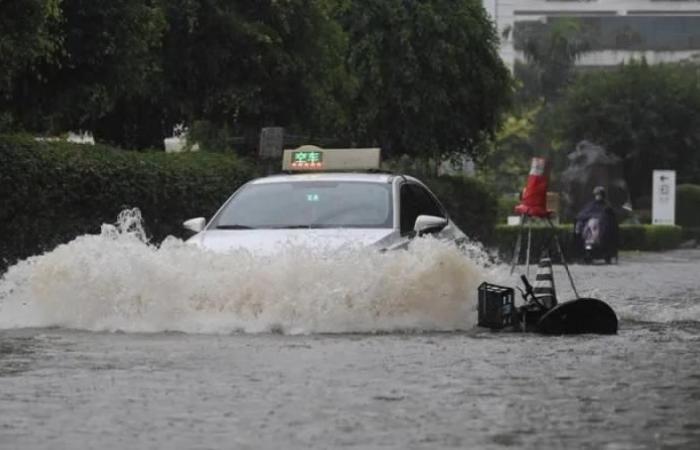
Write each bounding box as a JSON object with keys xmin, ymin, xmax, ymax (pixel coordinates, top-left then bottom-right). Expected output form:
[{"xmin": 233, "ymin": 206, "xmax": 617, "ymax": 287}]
[
  {"xmin": 270, "ymin": 225, "xmax": 311, "ymax": 229},
  {"xmin": 217, "ymin": 224, "xmax": 336, "ymax": 230},
  {"xmin": 216, "ymin": 224, "xmax": 255, "ymax": 230},
  {"xmin": 270, "ymin": 225, "xmax": 333, "ymax": 229}
]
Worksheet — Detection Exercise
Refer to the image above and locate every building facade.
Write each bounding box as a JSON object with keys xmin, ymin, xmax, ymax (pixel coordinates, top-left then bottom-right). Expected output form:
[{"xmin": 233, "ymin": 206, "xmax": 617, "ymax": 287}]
[{"xmin": 483, "ymin": 0, "xmax": 700, "ymax": 68}]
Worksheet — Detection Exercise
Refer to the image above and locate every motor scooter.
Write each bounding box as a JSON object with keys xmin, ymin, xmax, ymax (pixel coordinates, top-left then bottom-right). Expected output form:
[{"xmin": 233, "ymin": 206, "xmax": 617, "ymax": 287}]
[{"xmin": 576, "ymin": 214, "xmax": 618, "ymax": 264}]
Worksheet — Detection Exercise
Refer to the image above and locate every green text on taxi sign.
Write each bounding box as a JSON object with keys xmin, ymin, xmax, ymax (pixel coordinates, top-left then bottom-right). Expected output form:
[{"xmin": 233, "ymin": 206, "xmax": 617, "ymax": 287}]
[{"xmin": 291, "ymin": 151, "xmax": 323, "ymax": 168}]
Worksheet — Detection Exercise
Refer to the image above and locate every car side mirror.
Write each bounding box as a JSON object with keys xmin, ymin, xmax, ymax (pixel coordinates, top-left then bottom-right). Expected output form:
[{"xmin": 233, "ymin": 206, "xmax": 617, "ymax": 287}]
[
  {"xmin": 413, "ymin": 215, "xmax": 448, "ymax": 235},
  {"xmin": 183, "ymin": 217, "xmax": 206, "ymax": 233}
]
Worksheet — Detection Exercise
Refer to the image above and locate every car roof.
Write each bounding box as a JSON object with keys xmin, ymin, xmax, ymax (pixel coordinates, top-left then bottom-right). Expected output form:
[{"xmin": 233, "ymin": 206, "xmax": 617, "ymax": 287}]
[{"xmin": 249, "ymin": 172, "xmax": 398, "ymax": 185}]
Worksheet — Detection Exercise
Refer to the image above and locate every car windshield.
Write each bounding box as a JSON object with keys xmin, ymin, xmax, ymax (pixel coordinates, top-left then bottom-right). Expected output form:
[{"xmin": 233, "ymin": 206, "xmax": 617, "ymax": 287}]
[{"xmin": 213, "ymin": 181, "xmax": 393, "ymax": 229}]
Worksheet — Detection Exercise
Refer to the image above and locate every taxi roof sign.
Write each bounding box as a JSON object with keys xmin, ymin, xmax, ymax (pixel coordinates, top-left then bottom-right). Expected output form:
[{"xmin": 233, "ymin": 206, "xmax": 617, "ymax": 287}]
[{"xmin": 282, "ymin": 145, "xmax": 381, "ymax": 172}]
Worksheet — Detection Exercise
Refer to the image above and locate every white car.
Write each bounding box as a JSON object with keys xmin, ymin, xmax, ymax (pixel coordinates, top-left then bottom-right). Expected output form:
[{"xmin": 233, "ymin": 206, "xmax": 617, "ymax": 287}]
[{"xmin": 183, "ymin": 147, "xmax": 467, "ymax": 253}]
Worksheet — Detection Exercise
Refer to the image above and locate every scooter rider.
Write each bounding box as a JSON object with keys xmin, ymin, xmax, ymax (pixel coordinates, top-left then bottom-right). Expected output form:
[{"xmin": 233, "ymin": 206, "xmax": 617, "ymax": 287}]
[{"xmin": 574, "ymin": 186, "xmax": 619, "ymax": 263}]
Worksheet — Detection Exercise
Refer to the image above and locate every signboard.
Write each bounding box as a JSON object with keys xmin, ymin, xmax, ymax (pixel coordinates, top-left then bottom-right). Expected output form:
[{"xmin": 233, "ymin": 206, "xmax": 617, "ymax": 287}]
[
  {"xmin": 282, "ymin": 146, "xmax": 381, "ymax": 171},
  {"xmin": 652, "ymin": 170, "xmax": 676, "ymax": 225},
  {"xmin": 258, "ymin": 127, "xmax": 285, "ymax": 159},
  {"xmin": 291, "ymin": 150, "xmax": 323, "ymax": 170}
]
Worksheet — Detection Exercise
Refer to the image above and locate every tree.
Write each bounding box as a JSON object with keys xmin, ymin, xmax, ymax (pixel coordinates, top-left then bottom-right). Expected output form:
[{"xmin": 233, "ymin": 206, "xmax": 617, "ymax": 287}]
[
  {"xmin": 1, "ymin": 0, "xmax": 511, "ymax": 155},
  {"xmin": 504, "ymin": 17, "xmax": 591, "ymax": 185},
  {"xmin": 514, "ymin": 18, "xmax": 590, "ymax": 103},
  {"xmin": 2, "ymin": 0, "xmax": 349, "ymax": 149},
  {"xmin": 160, "ymin": 0, "xmax": 350, "ymax": 152},
  {"xmin": 556, "ymin": 61, "xmax": 700, "ymax": 202},
  {"xmin": 477, "ymin": 105, "xmax": 541, "ymax": 194},
  {"xmin": 338, "ymin": 0, "xmax": 511, "ymax": 163},
  {"xmin": 0, "ymin": 0, "xmax": 62, "ymax": 91},
  {"xmin": 0, "ymin": 0, "xmax": 63, "ymax": 129},
  {"xmin": 3, "ymin": 0, "xmax": 167, "ymax": 148}
]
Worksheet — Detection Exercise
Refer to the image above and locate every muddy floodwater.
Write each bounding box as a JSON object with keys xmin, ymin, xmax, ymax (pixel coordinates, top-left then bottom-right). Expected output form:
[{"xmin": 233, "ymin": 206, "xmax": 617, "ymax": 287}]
[{"xmin": 1, "ymin": 226, "xmax": 699, "ymax": 449}]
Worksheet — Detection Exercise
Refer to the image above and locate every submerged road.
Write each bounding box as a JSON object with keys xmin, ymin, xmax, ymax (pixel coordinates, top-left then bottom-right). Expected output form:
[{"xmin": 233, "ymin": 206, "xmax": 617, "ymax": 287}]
[{"xmin": 1, "ymin": 249, "xmax": 699, "ymax": 449}]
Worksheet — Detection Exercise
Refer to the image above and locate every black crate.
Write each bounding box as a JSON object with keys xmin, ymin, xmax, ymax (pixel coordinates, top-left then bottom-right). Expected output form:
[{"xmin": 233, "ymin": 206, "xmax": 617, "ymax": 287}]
[{"xmin": 478, "ymin": 282, "xmax": 515, "ymax": 329}]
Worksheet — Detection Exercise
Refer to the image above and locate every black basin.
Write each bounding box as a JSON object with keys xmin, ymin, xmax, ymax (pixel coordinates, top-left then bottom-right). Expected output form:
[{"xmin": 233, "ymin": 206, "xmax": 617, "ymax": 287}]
[{"xmin": 537, "ymin": 297, "xmax": 618, "ymax": 335}]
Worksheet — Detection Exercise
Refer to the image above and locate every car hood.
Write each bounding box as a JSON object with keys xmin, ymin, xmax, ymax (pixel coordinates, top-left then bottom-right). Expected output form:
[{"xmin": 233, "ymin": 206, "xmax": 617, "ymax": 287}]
[{"xmin": 187, "ymin": 228, "xmax": 398, "ymax": 254}]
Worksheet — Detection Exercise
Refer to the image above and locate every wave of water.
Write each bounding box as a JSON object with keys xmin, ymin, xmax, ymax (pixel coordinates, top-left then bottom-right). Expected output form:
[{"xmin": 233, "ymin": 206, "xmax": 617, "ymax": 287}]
[
  {"xmin": 0, "ymin": 210, "xmax": 500, "ymax": 334},
  {"xmin": 562, "ymin": 250, "xmax": 700, "ymax": 325},
  {"xmin": 603, "ymin": 285, "xmax": 700, "ymax": 325},
  {"xmin": 4, "ymin": 209, "xmax": 697, "ymax": 334}
]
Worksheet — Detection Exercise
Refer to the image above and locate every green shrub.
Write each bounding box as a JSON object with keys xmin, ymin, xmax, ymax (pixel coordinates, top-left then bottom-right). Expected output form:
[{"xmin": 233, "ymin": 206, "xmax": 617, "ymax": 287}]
[
  {"xmin": 635, "ymin": 209, "xmax": 652, "ymax": 225},
  {"xmin": 619, "ymin": 225, "xmax": 683, "ymax": 251},
  {"xmin": 497, "ymin": 194, "xmax": 519, "ymax": 223},
  {"xmin": 645, "ymin": 225, "xmax": 684, "ymax": 250},
  {"xmin": 682, "ymin": 227, "xmax": 700, "ymax": 245},
  {"xmin": 491, "ymin": 223, "xmax": 575, "ymax": 263},
  {"xmin": 423, "ymin": 175, "xmax": 498, "ymax": 243},
  {"xmin": 677, "ymin": 184, "xmax": 700, "ymax": 227},
  {"xmin": 0, "ymin": 135, "xmax": 258, "ymax": 271},
  {"xmin": 617, "ymin": 225, "xmax": 646, "ymax": 250},
  {"xmin": 491, "ymin": 223, "xmax": 683, "ymax": 261}
]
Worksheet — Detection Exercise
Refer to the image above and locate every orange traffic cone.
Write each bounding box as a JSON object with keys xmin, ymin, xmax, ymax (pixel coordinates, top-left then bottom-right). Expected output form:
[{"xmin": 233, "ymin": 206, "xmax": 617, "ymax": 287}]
[{"xmin": 515, "ymin": 157, "xmax": 550, "ymax": 218}]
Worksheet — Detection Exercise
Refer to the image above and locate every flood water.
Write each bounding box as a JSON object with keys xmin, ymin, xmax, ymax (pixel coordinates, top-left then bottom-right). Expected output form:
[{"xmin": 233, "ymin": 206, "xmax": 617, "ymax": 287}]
[{"xmin": 0, "ymin": 219, "xmax": 699, "ymax": 449}]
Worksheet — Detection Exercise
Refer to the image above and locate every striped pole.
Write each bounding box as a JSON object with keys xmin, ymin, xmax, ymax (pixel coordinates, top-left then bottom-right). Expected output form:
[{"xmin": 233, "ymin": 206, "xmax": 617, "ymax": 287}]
[{"xmin": 533, "ymin": 256, "xmax": 557, "ymax": 309}]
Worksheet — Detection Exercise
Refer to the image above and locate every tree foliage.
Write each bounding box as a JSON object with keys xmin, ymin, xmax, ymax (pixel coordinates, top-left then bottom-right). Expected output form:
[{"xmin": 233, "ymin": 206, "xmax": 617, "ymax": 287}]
[
  {"xmin": 556, "ymin": 61, "xmax": 700, "ymax": 202},
  {"xmin": 514, "ymin": 18, "xmax": 590, "ymax": 103},
  {"xmin": 677, "ymin": 184, "xmax": 700, "ymax": 228},
  {"xmin": 161, "ymin": 0, "xmax": 349, "ymax": 146},
  {"xmin": 2, "ymin": 0, "xmax": 351, "ymax": 149},
  {"xmin": 0, "ymin": 0, "xmax": 63, "ymax": 91},
  {"xmin": 3, "ymin": 0, "xmax": 167, "ymax": 148},
  {"xmin": 338, "ymin": 0, "xmax": 511, "ymax": 161},
  {"xmin": 0, "ymin": 0, "xmax": 509, "ymax": 156},
  {"xmin": 496, "ymin": 17, "xmax": 591, "ymax": 191},
  {"xmin": 476, "ymin": 105, "xmax": 541, "ymax": 194},
  {"xmin": 0, "ymin": 0, "xmax": 63, "ymax": 128}
]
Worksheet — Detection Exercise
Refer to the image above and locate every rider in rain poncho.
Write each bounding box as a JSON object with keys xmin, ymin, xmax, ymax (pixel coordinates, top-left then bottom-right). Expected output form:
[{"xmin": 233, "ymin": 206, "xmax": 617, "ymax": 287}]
[{"xmin": 575, "ymin": 186, "xmax": 619, "ymax": 263}]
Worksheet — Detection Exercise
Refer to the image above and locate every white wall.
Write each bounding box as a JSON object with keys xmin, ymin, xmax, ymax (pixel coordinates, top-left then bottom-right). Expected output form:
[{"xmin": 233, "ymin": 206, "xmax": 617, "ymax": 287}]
[{"xmin": 484, "ymin": 0, "xmax": 700, "ymax": 68}]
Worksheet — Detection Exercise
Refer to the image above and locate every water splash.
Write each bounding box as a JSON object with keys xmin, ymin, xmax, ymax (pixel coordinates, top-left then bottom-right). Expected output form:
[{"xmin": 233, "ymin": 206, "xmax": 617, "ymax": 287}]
[{"xmin": 0, "ymin": 209, "xmax": 498, "ymax": 334}]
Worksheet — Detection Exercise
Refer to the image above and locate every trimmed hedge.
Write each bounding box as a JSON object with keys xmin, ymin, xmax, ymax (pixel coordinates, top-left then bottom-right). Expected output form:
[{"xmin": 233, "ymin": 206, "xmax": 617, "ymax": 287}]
[
  {"xmin": 677, "ymin": 184, "xmax": 700, "ymax": 228},
  {"xmin": 497, "ymin": 195, "xmax": 519, "ymax": 223},
  {"xmin": 0, "ymin": 135, "xmax": 257, "ymax": 271},
  {"xmin": 0, "ymin": 136, "xmax": 497, "ymax": 272},
  {"xmin": 492, "ymin": 223, "xmax": 684, "ymax": 261},
  {"xmin": 618, "ymin": 225, "xmax": 684, "ymax": 251},
  {"xmin": 423, "ymin": 175, "xmax": 498, "ymax": 244},
  {"xmin": 682, "ymin": 227, "xmax": 700, "ymax": 244},
  {"xmin": 491, "ymin": 224, "xmax": 574, "ymax": 263}
]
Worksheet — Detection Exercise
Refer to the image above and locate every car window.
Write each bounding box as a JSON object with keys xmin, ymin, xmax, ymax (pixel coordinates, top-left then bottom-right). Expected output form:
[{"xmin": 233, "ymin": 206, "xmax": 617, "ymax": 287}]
[
  {"xmin": 400, "ymin": 183, "xmax": 445, "ymax": 235},
  {"xmin": 411, "ymin": 184, "xmax": 444, "ymax": 218},
  {"xmin": 213, "ymin": 181, "xmax": 393, "ymax": 229},
  {"xmin": 400, "ymin": 185, "xmax": 419, "ymax": 234}
]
